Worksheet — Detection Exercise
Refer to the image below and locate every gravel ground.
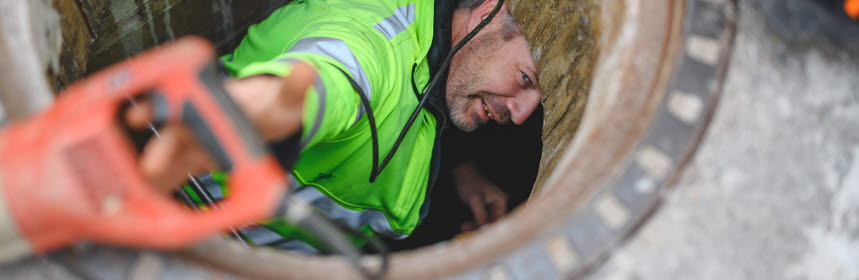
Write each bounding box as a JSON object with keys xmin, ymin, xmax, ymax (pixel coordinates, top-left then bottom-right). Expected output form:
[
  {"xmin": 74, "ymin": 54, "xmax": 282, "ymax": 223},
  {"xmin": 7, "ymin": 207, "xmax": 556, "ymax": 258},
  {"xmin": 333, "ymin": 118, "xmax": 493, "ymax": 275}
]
[{"xmin": 589, "ymin": 1, "xmax": 859, "ymax": 279}]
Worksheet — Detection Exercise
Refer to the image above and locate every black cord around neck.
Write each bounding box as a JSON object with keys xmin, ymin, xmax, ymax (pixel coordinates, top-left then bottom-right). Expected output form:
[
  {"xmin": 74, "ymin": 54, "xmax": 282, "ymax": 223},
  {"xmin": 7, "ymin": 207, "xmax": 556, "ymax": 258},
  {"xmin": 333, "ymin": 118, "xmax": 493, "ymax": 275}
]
[{"xmin": 354, "ymin": 0, "xmax": 505, "ymax": 182}]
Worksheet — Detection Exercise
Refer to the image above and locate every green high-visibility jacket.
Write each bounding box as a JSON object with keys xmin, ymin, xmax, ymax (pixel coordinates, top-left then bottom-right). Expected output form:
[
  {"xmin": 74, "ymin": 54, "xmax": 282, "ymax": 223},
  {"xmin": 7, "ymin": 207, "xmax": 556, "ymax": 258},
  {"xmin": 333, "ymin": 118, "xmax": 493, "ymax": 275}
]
[{"xmin": 221, "ymin": 0, "xmax": 441, "ymax": 243}]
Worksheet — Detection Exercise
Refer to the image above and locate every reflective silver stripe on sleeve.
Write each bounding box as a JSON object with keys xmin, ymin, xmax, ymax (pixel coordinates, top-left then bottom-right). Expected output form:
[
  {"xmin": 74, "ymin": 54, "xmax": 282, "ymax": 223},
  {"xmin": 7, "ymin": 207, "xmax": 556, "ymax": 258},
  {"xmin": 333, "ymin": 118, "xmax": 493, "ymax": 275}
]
[
  {"xmin": 245, "ymin": 175, "xmax": 408, "ymax": 251},
  {"xmin": 293, "ymin": 185, "xmax": 408, "ymax": 240},
  {"xmin": 374, "ymin": 4, "xmax": 416, "ymax": 40},
  {"xmin": 285, "ymin": 37, "xmax": 372, "ymax": 123},
  {"xmin": 241, "ymin": 226, "xmax": 285, "ymax": 246},
  {"xmin": 301, "ymin": 74, "xmax": 326, "ymax": 148},
  {"xmin": 273, "ymin": 239, "xmax": 319, "ymax": 253},
  {"xmin": 240, "ymin": 226, "xmax": 320, "ymax": 254}
]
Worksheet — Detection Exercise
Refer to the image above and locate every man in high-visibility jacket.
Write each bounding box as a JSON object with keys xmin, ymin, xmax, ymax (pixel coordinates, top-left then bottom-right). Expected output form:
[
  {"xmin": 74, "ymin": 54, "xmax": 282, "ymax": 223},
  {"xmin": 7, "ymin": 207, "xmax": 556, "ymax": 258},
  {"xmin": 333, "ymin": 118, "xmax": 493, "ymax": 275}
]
[{"xmin": 189, "ymin": 0, "xmax": 542, "ymax": 251}]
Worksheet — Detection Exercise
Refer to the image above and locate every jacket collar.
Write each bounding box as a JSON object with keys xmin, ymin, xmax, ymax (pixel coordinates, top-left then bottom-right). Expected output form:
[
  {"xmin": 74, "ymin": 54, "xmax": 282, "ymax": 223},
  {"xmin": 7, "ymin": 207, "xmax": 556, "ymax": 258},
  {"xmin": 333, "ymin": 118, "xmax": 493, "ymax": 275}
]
[{"xmin": 424, "ymin": 0, "xmax": 457, "ymax": 125}]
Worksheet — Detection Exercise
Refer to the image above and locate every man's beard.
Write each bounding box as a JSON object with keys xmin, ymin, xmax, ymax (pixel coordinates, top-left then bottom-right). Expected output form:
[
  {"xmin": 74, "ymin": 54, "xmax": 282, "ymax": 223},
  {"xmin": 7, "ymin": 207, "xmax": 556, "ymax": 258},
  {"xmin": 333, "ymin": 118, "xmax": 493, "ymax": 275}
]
[
  {"xmin": 447, "ymin": 72, "xmax": 485, "ymax": 132},
  {"xmin": 446, "ymin": 31, "xmax": 499, "ymax": 132}
]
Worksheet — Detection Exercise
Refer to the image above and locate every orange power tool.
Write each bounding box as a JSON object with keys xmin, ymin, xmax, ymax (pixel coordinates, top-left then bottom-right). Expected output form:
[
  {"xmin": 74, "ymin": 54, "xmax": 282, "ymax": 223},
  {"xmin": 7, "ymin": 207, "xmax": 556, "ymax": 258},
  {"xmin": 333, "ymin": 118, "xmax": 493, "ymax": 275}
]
[{"xmin": 0, "ymin": 37, "xmax": 287, "ymax": 261}]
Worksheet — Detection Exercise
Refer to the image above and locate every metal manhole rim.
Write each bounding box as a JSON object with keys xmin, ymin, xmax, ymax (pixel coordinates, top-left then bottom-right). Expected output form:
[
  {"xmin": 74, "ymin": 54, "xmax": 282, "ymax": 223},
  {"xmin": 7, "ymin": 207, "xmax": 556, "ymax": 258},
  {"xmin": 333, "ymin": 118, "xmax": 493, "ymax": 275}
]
[{"xmin": 179, "ymin": 0, "xmax": 737, "ymax": 279}]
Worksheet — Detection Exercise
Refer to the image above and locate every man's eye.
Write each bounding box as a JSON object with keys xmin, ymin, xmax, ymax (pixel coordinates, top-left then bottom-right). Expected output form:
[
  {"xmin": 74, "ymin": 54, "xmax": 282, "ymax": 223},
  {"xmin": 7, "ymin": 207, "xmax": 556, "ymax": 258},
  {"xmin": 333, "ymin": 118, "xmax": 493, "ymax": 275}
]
[{"xmin": 521, "ymin": 71, "xmax": 532, "ymax": 86}]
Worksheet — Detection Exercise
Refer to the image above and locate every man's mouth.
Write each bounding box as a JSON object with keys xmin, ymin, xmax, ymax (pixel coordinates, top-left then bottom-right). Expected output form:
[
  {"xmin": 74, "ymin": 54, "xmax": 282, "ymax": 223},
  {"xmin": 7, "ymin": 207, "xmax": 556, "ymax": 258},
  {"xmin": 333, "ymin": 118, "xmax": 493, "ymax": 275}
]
[{"xmin": 481, "ymin": 98, "xmax": 493, "ymax": 120}]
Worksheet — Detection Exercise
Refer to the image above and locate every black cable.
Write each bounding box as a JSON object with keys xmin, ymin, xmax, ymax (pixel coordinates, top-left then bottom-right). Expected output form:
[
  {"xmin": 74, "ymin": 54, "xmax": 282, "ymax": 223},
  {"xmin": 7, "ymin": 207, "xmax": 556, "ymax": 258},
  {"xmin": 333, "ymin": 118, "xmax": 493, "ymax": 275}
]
[
  {"xmin": 345, "ymin": 0, "xmax": 505, "ymax": 182},
  {"xmin": 330, "ymin": 66, "xmax": 381, "ymax": 183},
  {"xmin": 278, "ymin": 2, "xmax": 506, "ymax": 279},
  {"xmin": 185, "ymin": 176, "xmax": 251, "ymax": 246},
  {"xmin": 410, "ymin": 63, "xmax": 422, "ymax": 99},
  {"xmin": 323, "ymin": 216, "xmax": 390, "ymax": 280},
  {"xmin": 275, "ymin": 197, "xmax": 389, "ymax": 280},
  {"xmin": 299, "ymin": 215, "xmax": 387, "ymax": 280}
]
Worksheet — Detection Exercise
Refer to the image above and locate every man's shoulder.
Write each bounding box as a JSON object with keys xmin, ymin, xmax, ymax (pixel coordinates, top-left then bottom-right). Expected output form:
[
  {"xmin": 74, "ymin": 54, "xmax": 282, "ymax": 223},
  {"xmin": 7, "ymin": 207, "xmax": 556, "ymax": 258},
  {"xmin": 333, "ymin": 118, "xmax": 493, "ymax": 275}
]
[
  {"xmin": 264, "ymin": 0, "xmax": 436, "ymax": 41},
  {"xmin": 225, "ymin": 0, "xmax": 437, "ymax": 79}
]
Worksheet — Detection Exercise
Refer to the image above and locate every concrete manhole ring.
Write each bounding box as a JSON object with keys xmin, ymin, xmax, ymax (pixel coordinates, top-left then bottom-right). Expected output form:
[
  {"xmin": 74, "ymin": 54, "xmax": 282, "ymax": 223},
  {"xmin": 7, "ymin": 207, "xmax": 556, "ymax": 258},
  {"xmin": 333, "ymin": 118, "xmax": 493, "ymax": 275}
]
[{"xmin": 180, "ymin": 0, "xmax": 737, "ymax": 279}]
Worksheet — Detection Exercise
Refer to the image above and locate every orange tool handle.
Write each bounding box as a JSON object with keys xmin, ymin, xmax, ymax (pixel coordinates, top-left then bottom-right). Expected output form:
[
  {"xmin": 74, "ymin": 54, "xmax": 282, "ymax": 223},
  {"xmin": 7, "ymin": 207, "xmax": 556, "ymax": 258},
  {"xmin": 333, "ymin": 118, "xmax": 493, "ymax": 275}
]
[{"xmin": 0, "ymin": 37, "xmax": 286, "ymax": 253}]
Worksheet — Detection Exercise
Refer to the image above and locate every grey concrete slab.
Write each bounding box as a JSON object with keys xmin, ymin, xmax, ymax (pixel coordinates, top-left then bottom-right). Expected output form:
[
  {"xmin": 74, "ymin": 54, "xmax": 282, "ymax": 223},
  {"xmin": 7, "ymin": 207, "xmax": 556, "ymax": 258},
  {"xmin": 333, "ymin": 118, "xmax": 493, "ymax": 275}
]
[{"xmin": 588, "ymin": 1, "xmax": 859, "ymax": 280}]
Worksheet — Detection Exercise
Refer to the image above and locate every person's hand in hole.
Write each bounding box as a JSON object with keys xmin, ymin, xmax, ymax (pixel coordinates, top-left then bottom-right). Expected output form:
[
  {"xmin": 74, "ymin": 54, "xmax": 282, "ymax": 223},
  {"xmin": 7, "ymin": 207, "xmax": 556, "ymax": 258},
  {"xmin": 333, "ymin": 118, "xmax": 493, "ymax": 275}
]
[{"xmin": 453, "ymin": 162, "xmax": 508, "ymax": 232}]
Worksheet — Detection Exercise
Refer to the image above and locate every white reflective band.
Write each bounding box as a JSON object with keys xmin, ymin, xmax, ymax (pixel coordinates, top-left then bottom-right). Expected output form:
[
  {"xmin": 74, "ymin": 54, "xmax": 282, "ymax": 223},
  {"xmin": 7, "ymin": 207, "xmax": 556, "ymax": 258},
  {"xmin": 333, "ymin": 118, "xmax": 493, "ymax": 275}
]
[
  {"xmin": 0, "ymin": 171, "xmax": 32, "ymax": 262},
  {"xmin": 302, "ymin": 74, "xmax": 326, "ymax": 148},
  {"xmin": 285, "ymin": 37, "xmax": 372, "ymax": 122},
  {"xmin": 374, "ymin": 4, "xmax": 416, "ymax": 40},
  {"xmin": 240, "ymin": 226, "xmax": 284, "ymax": 246},
  {"xmin": 241, "ymin": 226, "xmax": 319, "ymax": 254},
  {"xmin": 293, "ymin": 186, "xmax": 408, "ymax": 240},
  {"xmin": 273, "ymin": 239, "xmax": 319, "ymax": 253}
]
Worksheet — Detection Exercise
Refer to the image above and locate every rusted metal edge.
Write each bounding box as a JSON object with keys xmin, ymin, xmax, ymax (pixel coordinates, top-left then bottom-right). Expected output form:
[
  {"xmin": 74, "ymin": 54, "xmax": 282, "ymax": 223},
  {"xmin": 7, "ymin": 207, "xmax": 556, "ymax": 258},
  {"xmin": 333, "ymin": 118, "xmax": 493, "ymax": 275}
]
[{"xmin": 178, "ymin": 0, "xmax": 737, "ymax": 279}]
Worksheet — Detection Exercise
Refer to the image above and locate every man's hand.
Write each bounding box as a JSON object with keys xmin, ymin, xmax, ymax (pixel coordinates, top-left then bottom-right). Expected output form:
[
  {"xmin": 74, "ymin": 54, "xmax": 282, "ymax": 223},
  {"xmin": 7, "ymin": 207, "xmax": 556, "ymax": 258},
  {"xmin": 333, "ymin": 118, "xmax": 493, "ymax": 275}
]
[
  {"xmin": 126, "ymin": 63, "xmax": 316, "ymax": 192},
  {"xmin": 223, "ymin": 64, "xmax": 314, "ymax": 142},
  {"xmin": 453, "ymin": 163, "xmax": 508, "ymax": 232}
]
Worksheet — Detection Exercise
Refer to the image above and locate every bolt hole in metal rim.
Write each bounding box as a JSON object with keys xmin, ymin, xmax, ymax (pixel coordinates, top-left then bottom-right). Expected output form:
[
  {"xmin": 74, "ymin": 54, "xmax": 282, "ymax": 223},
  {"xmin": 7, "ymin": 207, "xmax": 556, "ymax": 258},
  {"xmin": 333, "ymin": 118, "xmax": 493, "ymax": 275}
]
[
  {"xmin": 0, "ymin": 0, "xmax": 736, "ymax": 279},
  {"xmin": 180, "ymin": 0, "xmax": 736, "ymax": 279}
]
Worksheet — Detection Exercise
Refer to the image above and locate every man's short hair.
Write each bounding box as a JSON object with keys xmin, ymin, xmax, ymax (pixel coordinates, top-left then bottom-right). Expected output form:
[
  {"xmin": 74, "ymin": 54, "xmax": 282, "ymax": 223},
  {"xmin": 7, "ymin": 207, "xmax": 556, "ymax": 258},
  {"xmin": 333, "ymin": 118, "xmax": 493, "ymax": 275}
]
[
  {"xmin": 457, "ymin": 0, "xmax": 486, "ymax": 10},
  {"xmin": 456, "ymin": 0, "xmax": 522, "ymax": 41}
]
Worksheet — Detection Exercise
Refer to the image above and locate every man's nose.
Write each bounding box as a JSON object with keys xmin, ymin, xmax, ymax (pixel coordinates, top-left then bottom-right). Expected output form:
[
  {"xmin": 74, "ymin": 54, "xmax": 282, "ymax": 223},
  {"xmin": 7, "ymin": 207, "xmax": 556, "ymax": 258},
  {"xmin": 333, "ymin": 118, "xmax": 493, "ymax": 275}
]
[{"xmin": 507, "ymin": 89, "xmax": 541, "ymax": 125}]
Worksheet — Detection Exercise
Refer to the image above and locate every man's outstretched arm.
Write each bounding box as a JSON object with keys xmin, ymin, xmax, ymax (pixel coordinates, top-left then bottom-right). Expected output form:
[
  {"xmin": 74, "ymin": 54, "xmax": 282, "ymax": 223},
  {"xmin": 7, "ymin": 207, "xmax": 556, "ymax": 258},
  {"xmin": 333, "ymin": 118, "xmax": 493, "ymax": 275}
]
[{"xmin": 0, "ymin": 57, "xmax": 317, "ymax": 263}]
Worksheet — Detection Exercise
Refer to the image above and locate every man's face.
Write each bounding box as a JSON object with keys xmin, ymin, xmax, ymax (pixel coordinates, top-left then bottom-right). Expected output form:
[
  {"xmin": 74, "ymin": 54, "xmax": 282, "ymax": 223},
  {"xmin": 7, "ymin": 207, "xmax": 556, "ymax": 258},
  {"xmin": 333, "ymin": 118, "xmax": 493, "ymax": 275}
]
[{"xmin": 446, "ymin": 14, "xmax": 542, "ymax": 132}]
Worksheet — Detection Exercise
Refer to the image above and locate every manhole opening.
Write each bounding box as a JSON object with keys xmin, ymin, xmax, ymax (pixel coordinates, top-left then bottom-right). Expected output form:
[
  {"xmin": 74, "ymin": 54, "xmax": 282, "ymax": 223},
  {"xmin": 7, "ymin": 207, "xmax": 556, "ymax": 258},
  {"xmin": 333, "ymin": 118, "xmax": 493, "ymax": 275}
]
[
  {"xmin": 48, "ymin": 0, "xmax": 601, "ymax": 254},
  {"xmin": 20, "ymin": 0, "xmax": 705, "ymax": 278}
]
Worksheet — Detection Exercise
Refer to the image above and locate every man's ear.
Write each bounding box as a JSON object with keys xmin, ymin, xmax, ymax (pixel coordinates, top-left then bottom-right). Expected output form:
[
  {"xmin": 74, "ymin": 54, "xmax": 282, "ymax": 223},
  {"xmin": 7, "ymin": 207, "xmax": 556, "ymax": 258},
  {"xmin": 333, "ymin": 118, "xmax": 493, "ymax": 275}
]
[{"xmin": 467, "ymin": 0, "xmax": 504, "ymax": 31}]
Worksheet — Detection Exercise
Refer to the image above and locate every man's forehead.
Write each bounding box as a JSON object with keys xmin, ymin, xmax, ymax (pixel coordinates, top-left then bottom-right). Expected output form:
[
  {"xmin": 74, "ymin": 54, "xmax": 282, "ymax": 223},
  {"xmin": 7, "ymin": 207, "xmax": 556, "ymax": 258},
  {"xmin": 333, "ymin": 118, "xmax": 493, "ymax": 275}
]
[
  {"xmin": 502, "ymin": 11, "xmax": 540, "ymax": 75},
  {"xmin": 512, "ymin": 35, "xmax": 540, "ymax": 77}
]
